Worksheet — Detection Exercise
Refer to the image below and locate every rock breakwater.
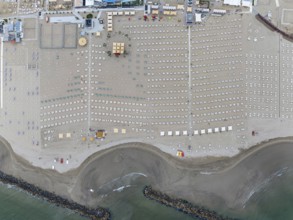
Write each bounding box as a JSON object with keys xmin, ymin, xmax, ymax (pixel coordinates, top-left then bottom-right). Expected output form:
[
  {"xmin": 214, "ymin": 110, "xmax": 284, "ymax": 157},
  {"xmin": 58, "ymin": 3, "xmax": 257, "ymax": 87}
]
[
  {"xmin": 143, "ymin": 186, "xmax": 239, "ymax": 220},
  {"xmin": 0, "ymin": 170, "xmax": 111, "ymax": 220}
]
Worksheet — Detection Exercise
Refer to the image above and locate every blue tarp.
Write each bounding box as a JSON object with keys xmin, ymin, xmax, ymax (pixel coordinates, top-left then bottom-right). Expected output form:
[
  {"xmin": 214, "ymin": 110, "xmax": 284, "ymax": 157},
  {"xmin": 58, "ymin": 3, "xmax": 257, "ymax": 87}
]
[{"xmin": 103, "ymin": 0, "xmax": 116, "ymax": 3}]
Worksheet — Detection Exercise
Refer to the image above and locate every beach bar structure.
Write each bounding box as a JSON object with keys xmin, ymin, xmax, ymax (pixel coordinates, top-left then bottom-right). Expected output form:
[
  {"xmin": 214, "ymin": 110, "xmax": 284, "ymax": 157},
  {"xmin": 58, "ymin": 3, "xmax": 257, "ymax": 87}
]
[
  {"xmin": 177, "ymin": 4, "xmax": 184, "ymax": 10},
  {"xmin": 200, "ymin": 129, "xmax": 206, "ymax": 135},
  {"xmin": 112, "ymin": 42, "xmax": 125, "ymax": 55},
  {"xmin": 163, "ymin": 5, "xmax": 177, "ymax": 16},
  {"xmin": 151, "ymin": 5, "xmax": 159, "ymax": 15},
  {"xmin": 107, "ymin": 12, "xmax": 113, "ymax": 32},
  {"xmin": 78, "ymin": 37, "xmax": 87, "ymax": 46},
  {"xmin": 96, "ymin": 130, "xmax": 106, "ymax": 139},
  {"xmin": 195, "ymin": 13, "xmax": 202, "ymax": 23},
  {"xmin": 212, "ymin": 9, "xmax": 227, "ymax": 16}
]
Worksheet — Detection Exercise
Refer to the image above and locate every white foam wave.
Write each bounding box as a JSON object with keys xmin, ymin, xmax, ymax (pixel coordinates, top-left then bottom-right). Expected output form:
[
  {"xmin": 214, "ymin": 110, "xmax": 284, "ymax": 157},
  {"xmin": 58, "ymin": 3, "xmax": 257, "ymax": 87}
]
[
  {"xmin": 200, "ymin": 171, "xmax": 213, "ymax": 175},
  {"xmin": 98, "ymin": 172, "xmax": 147, "ymax": 190},
  {"xmin": 113, "ymin": 185, "xmax": 131, "ymax": 192},
  {"xmin": 243, "ymin": 167, "xmax": 289, "ymax": 206}
]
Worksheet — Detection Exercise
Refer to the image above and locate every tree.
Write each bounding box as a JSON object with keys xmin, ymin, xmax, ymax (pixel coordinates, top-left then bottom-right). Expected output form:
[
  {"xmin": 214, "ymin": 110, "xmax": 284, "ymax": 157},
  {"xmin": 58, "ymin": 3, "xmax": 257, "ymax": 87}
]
[{"xmin": 86, "ymin": 13, "xmax": 93, "ymax": 19}]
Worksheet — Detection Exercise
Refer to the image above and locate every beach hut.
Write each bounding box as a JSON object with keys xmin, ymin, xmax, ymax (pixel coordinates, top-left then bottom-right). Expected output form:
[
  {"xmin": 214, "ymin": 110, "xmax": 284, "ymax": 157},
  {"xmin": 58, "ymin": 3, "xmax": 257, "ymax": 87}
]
[
  {"xmin": 96, "ymin": 130, "xmax": 106, "ymax": 139},
  {"xmin": 177, "ymin": 150, "xmax": 184, "ymax": 157},
  {"xmin": 160, "ymin": 131, "xmax": 165, "ymax": 136}
]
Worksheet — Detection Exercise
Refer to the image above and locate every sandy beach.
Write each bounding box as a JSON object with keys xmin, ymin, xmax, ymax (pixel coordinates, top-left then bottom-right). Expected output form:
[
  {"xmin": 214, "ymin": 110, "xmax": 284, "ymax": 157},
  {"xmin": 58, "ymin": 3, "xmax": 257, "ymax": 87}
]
[{"xmin": 0, "ymin": 135, "xmax": 293, "ymax": 216}]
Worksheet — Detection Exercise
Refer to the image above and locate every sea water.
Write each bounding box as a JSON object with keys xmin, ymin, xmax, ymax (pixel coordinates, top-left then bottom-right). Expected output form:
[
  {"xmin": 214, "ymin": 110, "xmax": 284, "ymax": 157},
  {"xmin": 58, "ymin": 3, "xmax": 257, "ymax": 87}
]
[
  {"xmin": 240, "ymin": 169, "xmax": 293, "ymax": 220},
  {"xmin": 99, "ymin": 179, "xmax": 196, "ymax": 220},
  {"xmin": 0, "ymin": 184, "xmax": 87, "ymax": 220},
  {"xmin": 1, "ymin": 171, "xmax": 293, "ymax": 220}
]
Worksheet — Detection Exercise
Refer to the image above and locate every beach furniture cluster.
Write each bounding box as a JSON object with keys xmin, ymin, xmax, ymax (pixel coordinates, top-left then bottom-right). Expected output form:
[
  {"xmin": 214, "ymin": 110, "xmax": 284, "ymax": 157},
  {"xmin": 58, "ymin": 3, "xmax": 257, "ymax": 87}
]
[
  {"xmin": 107, "ymin": 11, "xmax": 135, "ymax": 32},
  {"xmin": 160, "ymin": 126, "xmax": 232, "ymax": 136}
]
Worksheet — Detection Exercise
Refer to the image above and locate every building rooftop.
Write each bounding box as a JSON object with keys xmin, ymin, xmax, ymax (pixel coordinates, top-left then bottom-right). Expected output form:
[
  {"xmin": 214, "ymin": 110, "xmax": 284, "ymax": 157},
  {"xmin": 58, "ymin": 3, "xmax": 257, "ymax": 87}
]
[{"xmin": 186, "ymin": 13, "xmax": 193, "ymax": 23}]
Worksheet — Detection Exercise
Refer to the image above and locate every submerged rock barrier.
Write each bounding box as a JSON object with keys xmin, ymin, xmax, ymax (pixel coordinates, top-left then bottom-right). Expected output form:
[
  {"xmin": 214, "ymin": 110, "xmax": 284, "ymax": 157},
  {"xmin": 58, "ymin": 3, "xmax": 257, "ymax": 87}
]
[
  {"xmin": 0, "ymin": 170, "xmax": 111, "ymax": 220},
  {"xmin": 143, "ymin": 186, "xmax": 239, "ymax": 220}
]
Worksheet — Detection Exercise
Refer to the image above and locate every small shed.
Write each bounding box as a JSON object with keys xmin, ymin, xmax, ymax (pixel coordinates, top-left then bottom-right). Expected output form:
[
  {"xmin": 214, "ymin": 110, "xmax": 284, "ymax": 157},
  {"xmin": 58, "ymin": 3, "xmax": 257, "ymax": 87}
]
[
  {"xmin": 177, "ymin": 150, "xmax": 184, "ymax": 157},
  {"xmin": 96, "ymin": 130, "xmax": 106, "ymax": 139}
]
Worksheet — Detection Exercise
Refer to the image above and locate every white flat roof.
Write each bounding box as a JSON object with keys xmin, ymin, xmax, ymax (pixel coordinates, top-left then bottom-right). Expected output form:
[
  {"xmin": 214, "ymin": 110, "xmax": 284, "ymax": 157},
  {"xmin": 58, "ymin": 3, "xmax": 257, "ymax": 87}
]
[
  {"xmin": 85, "ymin": 0, "xmax": 94, "ymax": 6},
  {"xmin": 242, "ymin": 0, "xmax": 251, "ymax": 7},
  {"xmin": 224, "ymin": 0, "xmax": 241, "ymax": 6},
  {"xmin": 195, "ymin": 13, "xmax": 202, "ymax": 22}
]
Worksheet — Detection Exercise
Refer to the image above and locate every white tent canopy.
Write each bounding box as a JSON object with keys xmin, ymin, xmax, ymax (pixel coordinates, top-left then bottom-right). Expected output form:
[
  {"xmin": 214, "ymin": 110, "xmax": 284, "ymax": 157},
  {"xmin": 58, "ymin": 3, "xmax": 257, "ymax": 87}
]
[{"xmin": 195, "ymin": 13, "xmax": 202, "ymax": 23}]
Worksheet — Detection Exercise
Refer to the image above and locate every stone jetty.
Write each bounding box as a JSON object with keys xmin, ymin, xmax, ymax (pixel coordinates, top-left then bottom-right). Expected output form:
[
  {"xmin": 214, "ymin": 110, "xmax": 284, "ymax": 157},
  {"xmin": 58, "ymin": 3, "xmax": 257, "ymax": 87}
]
[
  {"xmin": 0, "ymin": 170, "xmax": 111, "ymax": 220},
  {"xmin": 143, "ymin": 186, "xmax": 239, "ymax": 220}
]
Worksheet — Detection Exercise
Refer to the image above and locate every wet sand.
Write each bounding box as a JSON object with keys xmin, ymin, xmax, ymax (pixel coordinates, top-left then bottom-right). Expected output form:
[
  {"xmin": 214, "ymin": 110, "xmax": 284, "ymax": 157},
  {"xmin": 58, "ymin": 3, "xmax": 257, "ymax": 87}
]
[{"xmin": 0, "ymin": 136, "xmax": 293, "ymax": 215}]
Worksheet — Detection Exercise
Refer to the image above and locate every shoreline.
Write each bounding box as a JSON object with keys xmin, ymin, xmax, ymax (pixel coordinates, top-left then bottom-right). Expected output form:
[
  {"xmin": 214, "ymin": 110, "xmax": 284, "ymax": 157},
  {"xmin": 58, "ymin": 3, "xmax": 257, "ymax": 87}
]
[
  {"xmin": 0, "ymin": 136, "xmax": 293, "ymax": 217},
  {"xmin": 0, "ymin": 170, "xmax": 111, "ymax": 220}
]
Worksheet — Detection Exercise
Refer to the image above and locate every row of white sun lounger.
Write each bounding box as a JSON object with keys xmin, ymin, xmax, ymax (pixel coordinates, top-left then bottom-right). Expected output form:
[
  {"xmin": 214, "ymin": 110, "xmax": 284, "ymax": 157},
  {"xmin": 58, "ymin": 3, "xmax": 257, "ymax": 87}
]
[
  {"xmin": 160, "ymin": 126, "xmax": 232, "ymax": 136},
  {"xmin": 107, "ymin": 11, "xmax": 135, "ymax": 32}
]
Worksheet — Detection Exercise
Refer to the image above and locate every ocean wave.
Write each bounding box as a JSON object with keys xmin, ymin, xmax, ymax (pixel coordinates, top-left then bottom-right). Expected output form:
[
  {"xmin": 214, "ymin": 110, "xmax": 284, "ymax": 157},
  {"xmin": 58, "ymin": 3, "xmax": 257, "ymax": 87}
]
[
  {"xmin": 95, "ymin": 172, "xmax": 148, "ymax": 195},
  {"xmin": 243, "ymin": 167, "xmax": 289, "ymax": 206},
  {"xmin": 200, "ymin": 171, "xmax": 213, "ymax": 175},
  {"xmin": 113, "ymin": 185, "xmax": 131, "ymax": 192}
]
